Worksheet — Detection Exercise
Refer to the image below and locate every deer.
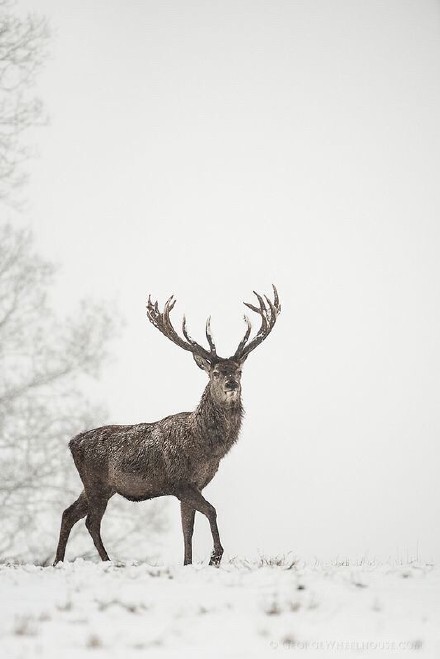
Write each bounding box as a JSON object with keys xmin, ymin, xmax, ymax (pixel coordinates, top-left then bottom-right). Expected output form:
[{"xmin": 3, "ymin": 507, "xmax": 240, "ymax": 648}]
[{"xmin": 54, "ymin": 286, "xmax": 281, "ymax": 567}]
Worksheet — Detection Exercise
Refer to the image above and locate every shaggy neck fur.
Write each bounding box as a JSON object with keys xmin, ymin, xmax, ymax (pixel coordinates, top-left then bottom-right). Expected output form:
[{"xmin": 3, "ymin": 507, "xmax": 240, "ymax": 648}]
[{"xmin": 193, "ymin": 384, "xmax": 244, "ymax": 452}]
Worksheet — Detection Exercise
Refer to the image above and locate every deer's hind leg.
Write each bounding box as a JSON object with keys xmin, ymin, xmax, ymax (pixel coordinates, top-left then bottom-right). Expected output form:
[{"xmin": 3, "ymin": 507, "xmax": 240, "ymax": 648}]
[
  {"xmin": 84, "ymin": 486, "xmax": 113, "ymax": 562},
  {"xmin": 54, "ymin": 490, "xmax": 88, "ymax": 565}
]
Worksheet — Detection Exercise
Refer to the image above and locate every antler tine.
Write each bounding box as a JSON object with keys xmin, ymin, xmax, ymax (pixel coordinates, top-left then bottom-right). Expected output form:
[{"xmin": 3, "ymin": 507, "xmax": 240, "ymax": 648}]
[
  {"xmin": 253, "ymin": 290, "xmax": 270, "ymax": 331},
  {"xmin": 267, "ymin": 285, "xmax": 281, "ymax": 323},
  {"xmin": 233, "ymin": 314, "xmax": 252, "ymax": 357},
  {"xmin": 160, "ymin": 296, "xmax": 176, "ymax": 338},
  {"xmin": 205, "ymin": 316, "xmax": 217, "ymax": 354},
  {"xmin": 147, "ymin": 294, "xmax": 212, "ymax": 360},
  {"xmin": 264, "ymin": 294, "xmax": 278, "ymax": 328},
  {"xmin": 181, "ymin": 315, "xmax": 195, "ymax": 346},
  {"xmin": 232, "ymin": 285, "xmax": 281, "ymax": 361},
  {"xmin": 146, "ymin": 294, "xmax": 162, "ymax": 329},
  {"xmin": 272, "ymin": 284, "xmax": 280, "ymax": 311},
  {"xmin": 163, "ymin": 296, "xmax": 177, "ymax": 328},
  {"xmin": 180, "ymin": 314, "xmax": 216, "ymax": 358}
]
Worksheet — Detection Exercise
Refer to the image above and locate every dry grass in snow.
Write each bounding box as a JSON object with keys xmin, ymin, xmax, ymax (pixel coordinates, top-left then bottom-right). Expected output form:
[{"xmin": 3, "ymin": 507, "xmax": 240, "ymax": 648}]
[{"xmin": 0, "ymin": 557, "xmax": 438, "ymax": 658}]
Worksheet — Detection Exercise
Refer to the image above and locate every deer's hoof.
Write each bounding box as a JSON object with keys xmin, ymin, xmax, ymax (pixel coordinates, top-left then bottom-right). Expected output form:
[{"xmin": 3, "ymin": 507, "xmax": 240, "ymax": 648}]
[{"xmin": 209, "ymin": 552, "xmax": 223, "ymax": 567}]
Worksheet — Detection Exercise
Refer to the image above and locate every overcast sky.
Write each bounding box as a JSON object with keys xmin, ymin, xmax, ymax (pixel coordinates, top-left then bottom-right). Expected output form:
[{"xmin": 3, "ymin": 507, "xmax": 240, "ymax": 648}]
[{"xmin": 17, "ymin": 0, "xmax": 440, "ymax": 563}]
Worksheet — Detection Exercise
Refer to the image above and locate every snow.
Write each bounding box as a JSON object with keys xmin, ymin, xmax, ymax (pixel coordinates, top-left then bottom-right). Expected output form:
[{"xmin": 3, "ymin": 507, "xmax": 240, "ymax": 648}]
[{"xmin": 0, "ymin": 558, "xmax": 438, "ymax": 658}]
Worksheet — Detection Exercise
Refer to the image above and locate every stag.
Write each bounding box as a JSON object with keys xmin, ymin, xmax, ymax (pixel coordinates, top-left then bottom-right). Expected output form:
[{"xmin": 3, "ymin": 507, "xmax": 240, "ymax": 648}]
[{"xmin": 54, "ymin": 286, "xmax": 281, "ymax": 566}]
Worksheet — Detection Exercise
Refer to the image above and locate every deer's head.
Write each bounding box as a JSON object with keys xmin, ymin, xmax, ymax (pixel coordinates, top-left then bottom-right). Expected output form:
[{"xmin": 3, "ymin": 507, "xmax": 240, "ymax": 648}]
[{"xmin": 147, "ymin": 286, "xmax": 281, "ymax": 405}]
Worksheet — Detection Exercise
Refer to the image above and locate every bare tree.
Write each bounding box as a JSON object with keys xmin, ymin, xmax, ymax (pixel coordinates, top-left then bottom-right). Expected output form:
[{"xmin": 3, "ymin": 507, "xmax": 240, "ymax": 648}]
[
  {"xmin": 0, "ymin": 224, "xmax": 105, "ymax": 558},
  {"xmin": 54, "ymin": 287, "xmax": 281, "ymax": 567},
  {"xmin": 0, "ymin": 224, "xmax": 167, "ymax": 563},
  {"xmin": 0, "ymin": 1, "xmax": 50, "ymax": 205},
  {"xmin": 0, "ymin": 4, "xmax": 166, "ymax": 563}
]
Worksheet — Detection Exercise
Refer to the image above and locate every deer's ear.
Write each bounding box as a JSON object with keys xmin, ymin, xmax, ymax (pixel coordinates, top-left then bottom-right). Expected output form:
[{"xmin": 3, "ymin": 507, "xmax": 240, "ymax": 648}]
[{"xmin": 193, "ymin": 353, "xmax": 211, "ymax": 373}]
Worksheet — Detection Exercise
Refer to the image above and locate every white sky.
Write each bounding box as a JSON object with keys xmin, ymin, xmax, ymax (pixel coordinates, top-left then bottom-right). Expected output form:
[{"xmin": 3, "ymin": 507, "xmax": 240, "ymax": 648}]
[{"xmin": 16, "ymin": 0, "xmax": 440, "ymax": 563}]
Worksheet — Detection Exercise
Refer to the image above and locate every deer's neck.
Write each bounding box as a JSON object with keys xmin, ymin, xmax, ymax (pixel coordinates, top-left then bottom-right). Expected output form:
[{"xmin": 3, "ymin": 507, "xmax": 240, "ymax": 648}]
[{"xmin": 193, "ymin": 385, "xmax": 243, "ymax": 452}]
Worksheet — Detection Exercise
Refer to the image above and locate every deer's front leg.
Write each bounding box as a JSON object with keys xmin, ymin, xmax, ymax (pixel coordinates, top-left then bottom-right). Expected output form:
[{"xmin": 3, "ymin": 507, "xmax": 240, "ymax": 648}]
[
  {"xmin": 180, "ymin": 501, "xmax": 196, "ymax": 565},
  {"xmin": 177, "ymin": 486, "xmax": 224, "ymax": 567}
]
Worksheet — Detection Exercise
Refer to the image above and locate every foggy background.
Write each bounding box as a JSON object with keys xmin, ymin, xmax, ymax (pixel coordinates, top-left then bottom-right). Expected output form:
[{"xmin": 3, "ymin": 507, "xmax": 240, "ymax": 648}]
[{"xmin": 17, "ymin": 0, "xmax": 440, "ymax": 563}]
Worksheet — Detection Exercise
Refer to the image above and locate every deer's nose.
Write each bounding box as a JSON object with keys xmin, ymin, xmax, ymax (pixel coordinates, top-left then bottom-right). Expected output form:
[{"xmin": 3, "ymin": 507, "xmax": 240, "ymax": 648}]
[{"xmin": 225, "ymin": 380, "xmax": 239, "ymax": 391}]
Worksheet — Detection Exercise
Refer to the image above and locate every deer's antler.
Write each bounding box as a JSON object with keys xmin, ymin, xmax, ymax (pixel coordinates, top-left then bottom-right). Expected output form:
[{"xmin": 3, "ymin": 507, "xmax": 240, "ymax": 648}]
[
  {"xmin": 232, "ymin": 285, "xmax": 281, "ymax": 361},
  {"xmin": 147, "ymin": 295, "xmax": 218, "ymax": 362}
]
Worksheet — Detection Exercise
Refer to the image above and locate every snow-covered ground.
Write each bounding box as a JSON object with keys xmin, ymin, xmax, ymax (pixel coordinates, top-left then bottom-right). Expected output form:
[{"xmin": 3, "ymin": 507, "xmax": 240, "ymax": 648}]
[{"xmin": 0, "ymin": 558, "xmax": 438, "ymax": 658}]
